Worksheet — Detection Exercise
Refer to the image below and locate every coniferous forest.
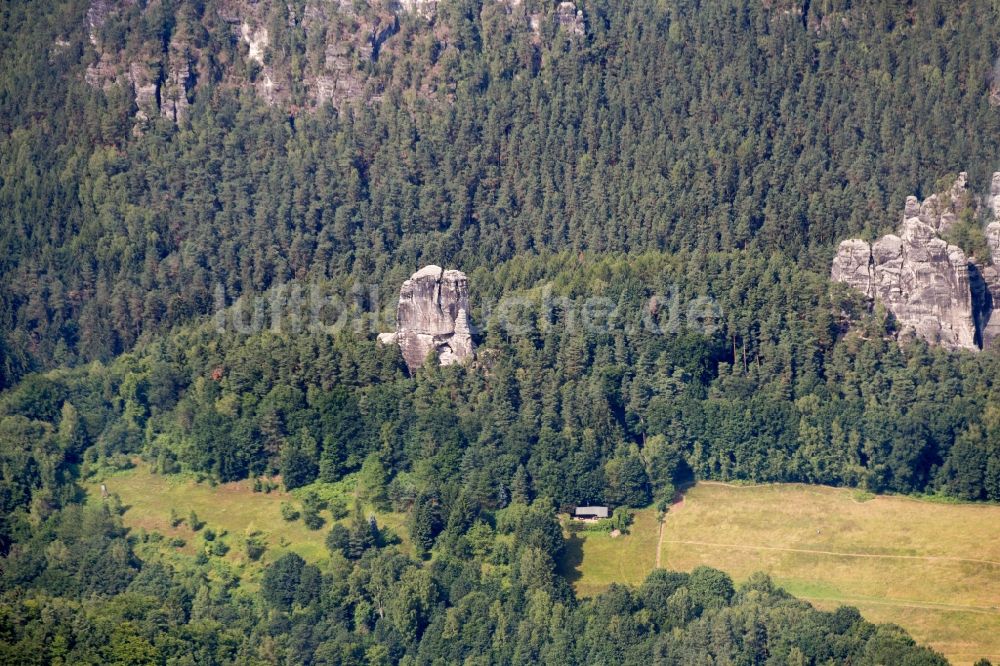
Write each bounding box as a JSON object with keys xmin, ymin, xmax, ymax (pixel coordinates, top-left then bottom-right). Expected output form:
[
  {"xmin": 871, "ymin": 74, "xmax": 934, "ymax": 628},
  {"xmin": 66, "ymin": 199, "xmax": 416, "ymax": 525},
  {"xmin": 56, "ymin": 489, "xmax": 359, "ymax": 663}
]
[{"xmin": 2, "ymin": 0, "xmax": 1000, "ymax": 663}]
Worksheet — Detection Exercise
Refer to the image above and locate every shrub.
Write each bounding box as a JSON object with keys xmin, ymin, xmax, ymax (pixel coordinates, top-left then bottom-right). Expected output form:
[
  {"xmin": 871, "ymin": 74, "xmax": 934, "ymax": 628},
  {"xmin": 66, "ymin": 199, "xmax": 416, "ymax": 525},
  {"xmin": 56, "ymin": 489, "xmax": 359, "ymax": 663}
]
[
  {"xmin": 300, "ymin": 491, "xmax": 326, "ymax": 530},
  {"xmin": 303, "ymin": 510, "xmax": 324, "ymax": 530},
  {"xmin": 245, "ymin": 533, "xmax": 266, "ymax": 561},
  {"xmin": 280, "ymin": 502, "xmax": 300, "ymax": 522},
  {"xmin": 610, "ymin": 507, "xmax": 634, "ymax": 533},
  {"xmin": 325, "ymin": 524, "xmax": 350, "ymax": 557},
  {"xmin": 328, "ymin": 498, "xmax": 348, "ymax": 520}
]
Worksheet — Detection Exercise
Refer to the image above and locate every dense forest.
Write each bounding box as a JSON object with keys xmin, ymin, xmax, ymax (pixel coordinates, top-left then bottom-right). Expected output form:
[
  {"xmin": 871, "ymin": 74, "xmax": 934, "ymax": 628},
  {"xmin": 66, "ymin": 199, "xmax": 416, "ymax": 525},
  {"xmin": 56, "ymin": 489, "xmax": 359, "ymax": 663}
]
[
  {"xmin": 3, "ymin": 0, "xmax": 1000, "ymax": 373},
  {"xmin": 3, "ymin": 0, "xmax": 1000, "ymax": 662}
]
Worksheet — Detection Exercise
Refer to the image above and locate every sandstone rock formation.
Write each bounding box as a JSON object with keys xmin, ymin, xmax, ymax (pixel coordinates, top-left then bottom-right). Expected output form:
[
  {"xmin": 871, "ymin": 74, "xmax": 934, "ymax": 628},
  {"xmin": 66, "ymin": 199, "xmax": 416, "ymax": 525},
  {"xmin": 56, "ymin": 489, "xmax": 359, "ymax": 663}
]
[
  {"xmin": 84, "ymin": 0, "xmax": 399, "ymax": 116},
  {"xmin": 129, "ymin": 63, "xmax": 160, "ymax": 125},
  {"xmin": 987, "ymin": 172, "xmax": 1000, "ymax": 223},
  {"xmin": 556, "ymin": 2, "xmax": 585, "ymax": 37},
  {"xmin": 979, "ymin": 179, "xmax": 1000, "ymax": 347},
  {"xmin": 396, "ymin": 0, "xmax": 438, "ymax": 20},
  {"xmin": 831, "ymin": 173, "xmax": 1000, "ymax": 351},
  {"xmin": 761, "ymin": 0, "xmax": 857, "ymax": 34},
  {"xmin": 158, "ymin": 27, "xmax": 196, "ymax": 123},
  {"xmin": 378, "ymin": 266, "xmax": 475, "ymax": 371},
  {"xmin": 81, "ymin": 0, "xmax": 570, "ymax": 117},
  {"xmin": 86, "ymin": 0, "xmax": 130, "ymax": 45}
]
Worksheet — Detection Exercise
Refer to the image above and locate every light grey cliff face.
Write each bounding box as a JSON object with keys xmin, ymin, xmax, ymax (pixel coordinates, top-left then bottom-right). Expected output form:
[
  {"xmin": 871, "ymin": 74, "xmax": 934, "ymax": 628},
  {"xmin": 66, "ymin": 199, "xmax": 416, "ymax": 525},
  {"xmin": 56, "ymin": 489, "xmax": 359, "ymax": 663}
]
[
  {"xmin": 395, "ymin": 0, "xmax": 438, "ymax": 19},
  {"xmin": 556, "ymin": 2, "xmax": 585, "ymax": 36},
  {"xmin": 831, "ymin": 174, "xmax": 997, "ymax": 351},
  {"xmin": 129, "ymin": 63, "xmax": 160, "ymax": 125},
  {"xmin": 160, "ymin": 33, "xmax": 193, "ymax": 122},
  {"xmin": 986, "ymin": 172, "xmax": 1000, "ymax": 223},
  {"xmin": 83, "ymin": 0, "xmax": 576, "ymax": 117},
  {"xmin": 379, "ymin": 266, "xmax": 475, "ymax": 371},
  {"xmin": 980, "ymin": 190, "xmax": 1000, "ymax": 347},
  {"xmin": 830, "ymin": 238, "xmax": 875, "ymax": 297}
]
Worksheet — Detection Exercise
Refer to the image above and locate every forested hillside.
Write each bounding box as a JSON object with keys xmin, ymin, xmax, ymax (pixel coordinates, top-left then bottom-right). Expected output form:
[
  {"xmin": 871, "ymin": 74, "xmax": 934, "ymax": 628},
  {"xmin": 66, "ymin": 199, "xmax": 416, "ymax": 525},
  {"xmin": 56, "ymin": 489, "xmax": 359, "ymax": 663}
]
[
  {"xmin": 2, "ymin": 0, "xmax": 1000, "ymax": 376},
  {"xmin": 0, "ymin": 251, "xmax": 996, "ymax": 659},
  {"xmin": 3, "ymin": 0, "xmax": 1000, "ymax": 662},
  {"xmin": 7, "ymin": 252, "xmax": 1000, "ymax": 525}
]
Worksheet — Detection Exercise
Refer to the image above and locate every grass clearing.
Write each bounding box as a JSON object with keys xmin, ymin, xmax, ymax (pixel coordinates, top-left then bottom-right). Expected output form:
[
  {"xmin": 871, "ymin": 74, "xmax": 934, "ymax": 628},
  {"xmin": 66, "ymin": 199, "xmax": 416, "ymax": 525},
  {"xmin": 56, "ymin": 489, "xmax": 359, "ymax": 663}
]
[
  {"xmin": 658, "ymin": 483, "xmax": 1000, "ymax": 664},
  {"xmin": 86, "ymin": 463, "xmax": 409, "ymax": 585},
  {"xmin": 563, "ymin": 482, "xmax": 1000, "ymax": 665},
  {"xmin": 94, "ymin": 467, "xmax": 1000, "ymax": 663},
  {"xmin": 560, "ymin": 507, "xmax": 661, "ymax": 597}
]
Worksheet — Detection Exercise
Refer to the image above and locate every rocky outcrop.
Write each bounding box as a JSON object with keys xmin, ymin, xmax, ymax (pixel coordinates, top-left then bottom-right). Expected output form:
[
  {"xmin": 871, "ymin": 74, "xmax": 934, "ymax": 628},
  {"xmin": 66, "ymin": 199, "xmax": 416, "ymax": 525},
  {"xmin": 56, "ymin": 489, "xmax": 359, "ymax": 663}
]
[
  {"xmin": 81, "ymin": 0, "xmax": 585, "ymax": 117},
  {"xmin": 396, "ymin": 0, "xmax": 438, "ymax": 20},
  {"xmin": 160, "ymin": 33, "xmax": 194, "ymax": 122},
  {"xmin": 378, "ymin": 266, "xmax": 475, "ymax": 371},
  {"xmin": 230, "ymin": 0, "xmax": 401, "ymax": 108},
  {"xmin": 84, "ymin": 0, "xmax": 397, "ymax": 116},
  {"xmin": 238, "ymin": 21, "xmax": 288, "ymax": 106},
  {"xmin": 85, "ymin": 0, "xmax": 196, "ymax": 129},
  {"xmin": 761, "ymin": 0, "xmax": 852, "ymax": 34},
  {"xmin": 832, "ymin": 173, "xmax": 1000, "ymax": 351},
  {"xmin": 980, "ymin": 183, "xmax": 1000, "ymax": 346},
  {"xmin": 991, "ymin": 65, "xmax": 1000, "ymax": 107},
  {"xmin": 986, "ymin": 172, "xmax": 1000, "ymax": 223},
  {"xmin": 970, "ymin": 261, "xmax": 999, "ymax": 348},
  {"xmin": 129, "ymin": 63, "xmax": 160, "ymax": 125},
  {"xmin": 556, "ymin": 2, "xmax": 585, "ymax": 37},
  {"xmin": 86, "ymin": 0, "xmax": 133, "ymax": 45}
]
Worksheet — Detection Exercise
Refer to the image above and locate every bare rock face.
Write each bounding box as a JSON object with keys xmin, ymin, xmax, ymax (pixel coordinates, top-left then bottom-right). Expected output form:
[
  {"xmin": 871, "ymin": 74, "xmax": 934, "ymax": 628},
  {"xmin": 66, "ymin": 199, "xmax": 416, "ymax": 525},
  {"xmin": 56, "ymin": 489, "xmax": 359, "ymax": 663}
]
[
  {"xmin": 980, "ymin": 197, "xmax": 1000, "ymax": 346},
  {"xmin": 986, "ymin": 172, "xmax": 1000, "ymax": 222},
  {"xmin": 160, "ymin": 32, "xmax": 194, "ymax": 123},
  {"xmin": 971, "ymin": 261, "xmax": 1000, "ymax": 348},
  {"xmin": 86, "ymin": 0, "xmax": 132, "ymax": 45},
  {"xmin": 379, "ymin": 266, "xmax": 475, "ymax": 371},
  {"xmin": 830, "ymin": 238, "xmax": 875, "ymax": 297},
  {"xmin": 555, "ymin": 2, "xmax": 585, "ymax": 36},
  {"xmin": 129, "ymin": 63, "xmax": 160, "ymax": 124},
  {"xmin": 81, "ymin": 0, "xmax": 557, "ymax": 117},
  {"xmin": 831, "ymin": 174, "xmax": 985, "ymax": 350},
  {"xmin": 913, "ymin": 171, "xmax": 969, "ymax": 236},
  {"xmin": 396, "ymin": 0, "xmax": 438, "ymax": 19}
]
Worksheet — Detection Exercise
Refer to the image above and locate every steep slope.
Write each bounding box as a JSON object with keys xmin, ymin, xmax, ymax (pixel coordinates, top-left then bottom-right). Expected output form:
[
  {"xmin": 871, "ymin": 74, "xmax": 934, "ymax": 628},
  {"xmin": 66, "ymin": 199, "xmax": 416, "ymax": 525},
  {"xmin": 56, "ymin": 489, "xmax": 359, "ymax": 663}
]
[
  {"xmin": 79, "ymin": 0, "xmax": 583, "ymax": 127},
  {"xmin": 3, "ymin": 0, "xmax": 1000, "ymax": 381}
]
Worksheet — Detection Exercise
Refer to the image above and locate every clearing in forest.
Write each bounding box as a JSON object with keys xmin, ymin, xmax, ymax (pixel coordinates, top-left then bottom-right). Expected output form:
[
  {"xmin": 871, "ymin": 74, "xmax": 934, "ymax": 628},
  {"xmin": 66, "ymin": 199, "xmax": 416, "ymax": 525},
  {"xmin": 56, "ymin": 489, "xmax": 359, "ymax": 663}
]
[
  {"xmin": 566, "ymin": 482, "xmax": 1000, "ymax": 666},
  {"xmin": 86, "ymin": 463, "xmax": 409, "ymax": 583}
]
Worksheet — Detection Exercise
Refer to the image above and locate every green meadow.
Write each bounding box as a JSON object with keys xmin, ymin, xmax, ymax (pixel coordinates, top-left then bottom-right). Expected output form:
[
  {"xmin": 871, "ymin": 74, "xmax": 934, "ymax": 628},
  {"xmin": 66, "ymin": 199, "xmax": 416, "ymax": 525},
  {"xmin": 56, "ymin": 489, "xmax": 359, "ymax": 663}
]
[
  {"xmin": 566, "ymin": 482, "xmax": 1000, "ymax": 666},
  {"xmin": 86, "ymin": 463, "xmax": 409, "ymax": 586}
]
